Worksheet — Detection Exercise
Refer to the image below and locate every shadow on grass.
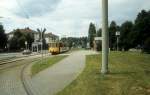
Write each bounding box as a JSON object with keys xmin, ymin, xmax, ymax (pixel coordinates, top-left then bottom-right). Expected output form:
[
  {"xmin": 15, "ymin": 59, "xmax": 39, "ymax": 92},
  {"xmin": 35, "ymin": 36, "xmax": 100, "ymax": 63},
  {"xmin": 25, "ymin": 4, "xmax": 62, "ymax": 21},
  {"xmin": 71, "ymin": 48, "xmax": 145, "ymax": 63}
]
[
  {"xmin": 144, "ymin": 70, "xmax": 150, "ymax": 75},
  {"xmin": 95, "ymin": 71, "xmax": 136, "ymax": 75},
  {"xmin": 95, "ymin": 71, "xmax": 137, "ymax": 81},
  {"xmin": 109, "ymin": 71, "xmax": 137, "ymax": 75}
]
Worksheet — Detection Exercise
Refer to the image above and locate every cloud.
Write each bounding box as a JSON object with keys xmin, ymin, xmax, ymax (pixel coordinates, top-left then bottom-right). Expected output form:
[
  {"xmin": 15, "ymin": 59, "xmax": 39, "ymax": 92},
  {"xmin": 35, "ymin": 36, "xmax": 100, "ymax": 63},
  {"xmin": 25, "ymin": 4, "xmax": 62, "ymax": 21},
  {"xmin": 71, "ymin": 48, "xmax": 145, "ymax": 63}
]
[
  {"xmin": 0, "ymin": 0, "xmax": 150, "ymax": 37},
  {"xmin": 108, "ymin": 0, "xmax": 150, "ymax": 24},
  {"xmin": 15, "ymin": 0, "xmax": 61, "ymax": 17}
]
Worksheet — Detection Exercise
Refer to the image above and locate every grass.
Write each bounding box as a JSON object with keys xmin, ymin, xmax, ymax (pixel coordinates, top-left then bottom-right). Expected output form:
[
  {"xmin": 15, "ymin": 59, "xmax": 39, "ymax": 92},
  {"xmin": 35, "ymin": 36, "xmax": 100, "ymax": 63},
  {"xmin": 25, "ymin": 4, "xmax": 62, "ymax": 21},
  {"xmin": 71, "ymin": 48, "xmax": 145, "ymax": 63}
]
[
  {"xmin": 31, "ymin": 55, "xmax": 67, "ymax": 76},
  {"xmin": 57, "ymin": 52, "xmax": 150, "ymax": 95}
]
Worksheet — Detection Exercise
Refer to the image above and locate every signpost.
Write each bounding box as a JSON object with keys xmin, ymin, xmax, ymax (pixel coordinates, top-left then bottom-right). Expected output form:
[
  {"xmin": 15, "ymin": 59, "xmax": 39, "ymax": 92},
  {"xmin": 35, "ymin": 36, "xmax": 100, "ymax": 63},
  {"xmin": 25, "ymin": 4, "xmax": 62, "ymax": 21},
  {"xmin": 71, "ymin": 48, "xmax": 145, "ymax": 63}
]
[
  {"xmin": 94, "ymin": 37, "xmax": 102, "ymax": 41},
  {"xmin": 101, "ymin": 0, "xmax": 109, "ymax": 74},
  {"xmin": 116, "ymin": 31, "xmax": 120, "ymax": 51}
]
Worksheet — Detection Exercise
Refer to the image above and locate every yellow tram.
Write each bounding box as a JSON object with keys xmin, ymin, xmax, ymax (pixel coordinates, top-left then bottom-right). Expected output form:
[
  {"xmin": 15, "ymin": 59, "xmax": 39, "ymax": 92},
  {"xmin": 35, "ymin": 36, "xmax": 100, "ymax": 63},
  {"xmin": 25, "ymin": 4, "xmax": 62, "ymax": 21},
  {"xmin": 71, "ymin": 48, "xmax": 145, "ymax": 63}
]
[{"xmin": 48, "ymin": 42, "xmax": 68, "ymax": 54}]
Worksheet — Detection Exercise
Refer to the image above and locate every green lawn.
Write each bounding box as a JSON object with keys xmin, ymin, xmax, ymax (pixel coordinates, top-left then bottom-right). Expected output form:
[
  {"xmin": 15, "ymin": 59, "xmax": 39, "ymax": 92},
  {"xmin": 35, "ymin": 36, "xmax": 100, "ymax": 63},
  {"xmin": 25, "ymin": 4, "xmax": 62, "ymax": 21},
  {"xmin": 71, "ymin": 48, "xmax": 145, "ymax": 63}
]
[
  {"xmin": 57, "ymin": 52, "xmax": 150, "ymax": 95},
  {"xmin": 31, "ymin": 55, "xmax": 67, "ymax": 76}
]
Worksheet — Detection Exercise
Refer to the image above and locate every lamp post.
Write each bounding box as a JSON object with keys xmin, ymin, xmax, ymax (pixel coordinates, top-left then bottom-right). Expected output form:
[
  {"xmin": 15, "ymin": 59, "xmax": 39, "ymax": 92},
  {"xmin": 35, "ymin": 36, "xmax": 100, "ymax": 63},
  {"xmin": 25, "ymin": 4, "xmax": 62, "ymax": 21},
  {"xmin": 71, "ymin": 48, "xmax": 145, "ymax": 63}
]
[
  {"xmin": 116, "ymin": 31, "xmax": 120, "ymax": 51},
  {"xmin": 101, "ymin": 0, "xmax": 109, "ymax": 74}
]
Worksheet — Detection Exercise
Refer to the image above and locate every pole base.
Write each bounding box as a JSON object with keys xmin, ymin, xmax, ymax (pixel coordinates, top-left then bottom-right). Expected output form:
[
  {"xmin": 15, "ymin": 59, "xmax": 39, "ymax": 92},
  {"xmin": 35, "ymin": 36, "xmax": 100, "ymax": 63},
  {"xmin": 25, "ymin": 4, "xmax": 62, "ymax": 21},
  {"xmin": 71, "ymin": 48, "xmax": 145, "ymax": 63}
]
[{"xmin": 101, "ymin": 69, "xmax": 109, "ymax": 74}]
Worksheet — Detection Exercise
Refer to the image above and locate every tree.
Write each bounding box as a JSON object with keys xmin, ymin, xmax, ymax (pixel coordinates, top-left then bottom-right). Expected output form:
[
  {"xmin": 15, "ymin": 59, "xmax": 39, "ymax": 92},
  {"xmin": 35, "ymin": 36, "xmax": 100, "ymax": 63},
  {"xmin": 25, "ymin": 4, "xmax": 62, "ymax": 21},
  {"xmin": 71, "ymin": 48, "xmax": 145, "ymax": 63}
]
[
  {"xmin": 134, "ymin": 10, "xmax": 150, "ymax": 53},
  {"xmin": 9, "ymin": 29, "xmax": 25, "ymax": 50},
  {"xmin": 96, "ymin": 28, "xmax": 102, "ymax": 51},
  {"xmin": 144, "ymin": 38, "xmax": 150, "ymax": 53},
  {"xmin": 88, "ymin": 23, "xmax": 96, "ymax": 48},
  {"xmin": 60, "ymin": 37, "xmax": 88, "ymax": 49},
  {"xmin": 0, "ymin": 24, "xmax": 7, "ymax": 49},
  {"xmin": 81, "ymin": 37, "xmax": 88, "ymax": 48},
  {"xmin": 9, "ymin": 36, "xmax": 18, "ymax": 50},
  {"xmin": 25, "ymin": 32, "xmax": 34, "ymax": 49},
  {"xmin": 97, "ymin": 28, "xmax": 102, "ymax": 37},
  {"xmin": 9, "ymin": 28, "xmax": 35, "ymax": 50},
  {"xmin": 119, "ymin": 21, "xmax": 133, "ymax": 51},
  {"xmin": 109, "ymin": 21, "xmax": 117, "ymax": 50}
]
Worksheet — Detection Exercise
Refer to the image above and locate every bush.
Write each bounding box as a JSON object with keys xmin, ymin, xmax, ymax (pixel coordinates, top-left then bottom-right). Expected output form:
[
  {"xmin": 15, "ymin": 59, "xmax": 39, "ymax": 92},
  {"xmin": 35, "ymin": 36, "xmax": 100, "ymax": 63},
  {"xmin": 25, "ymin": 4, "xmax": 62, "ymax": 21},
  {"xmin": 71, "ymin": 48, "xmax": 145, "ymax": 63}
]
[{"xmin": 143, "ymin": 38, "xmax": 150, "ymax": 53}]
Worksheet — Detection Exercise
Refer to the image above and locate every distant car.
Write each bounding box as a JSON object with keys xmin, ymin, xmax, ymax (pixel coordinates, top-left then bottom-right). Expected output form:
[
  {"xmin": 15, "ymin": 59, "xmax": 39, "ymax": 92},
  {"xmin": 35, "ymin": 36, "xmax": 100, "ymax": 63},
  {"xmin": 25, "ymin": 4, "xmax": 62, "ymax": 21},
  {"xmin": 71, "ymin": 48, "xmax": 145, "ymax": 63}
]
[{"xmin": 22, "ymin": 50, "xmax": 31, "ymax": 55}]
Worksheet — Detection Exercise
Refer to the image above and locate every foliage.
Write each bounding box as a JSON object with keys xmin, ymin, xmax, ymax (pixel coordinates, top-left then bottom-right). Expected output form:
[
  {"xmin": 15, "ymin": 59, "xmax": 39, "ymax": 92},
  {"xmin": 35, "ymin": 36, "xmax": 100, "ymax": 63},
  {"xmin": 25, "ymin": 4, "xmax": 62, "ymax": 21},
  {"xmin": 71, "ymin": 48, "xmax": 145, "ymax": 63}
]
[
  {"xmin": 143, "ymin": 37, "xmax": 150, "ymax": 53},
  {"xmin": 9, "ymin": 36, "xmax": 18, "ymax": 50},
  {"xmin": 134, "ymin": 10, "xmax": 150, "ymax": 53},
  {"xmin": 88, "ymin": 23, "xmax": 96, "ymax": 48},
  {"xmin": 25, "ymin": 32, "xmax": 34, "ymax": 48},
  {"xmin": 61, "ymin": 37, "xmax": 88, "ymax": 49},
  {"xmin": 0, "ymin": 24, "xmax": 7, "ymax": 49},
  {"xmin": 93, "ymin": 9, "xmax": 150, "ymax": 53},
  {"xmin": 9, "ymin": 28, "xmax": 34, "ymax": 50},
  {"xmin": 119, "ymin": 21, "xmax": 134, "ymax": 51},
  {"xmin": 109, "ymin": 21, "xmax": 118, "ymax": 50},
  {"xmin": 96, "ymin": 28, "xmax": 102, "ymax": 37}
]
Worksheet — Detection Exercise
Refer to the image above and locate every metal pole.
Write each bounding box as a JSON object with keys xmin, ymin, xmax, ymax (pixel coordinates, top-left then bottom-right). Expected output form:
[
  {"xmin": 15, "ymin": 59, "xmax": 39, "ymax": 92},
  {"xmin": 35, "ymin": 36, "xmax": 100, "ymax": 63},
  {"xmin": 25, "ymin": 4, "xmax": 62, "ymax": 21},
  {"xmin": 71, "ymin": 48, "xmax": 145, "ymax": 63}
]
[
  {"xmin": 117, "ymin": 36, "xmax": 119, "ymax": 51},
  {"xmin": 41, "ymin": 31, "xmax": 43, "ymax": 64},
  {"xmin": 116, "ymin": 31, "xmax": 120, "ymax": 51},
  {"xmin": 101, "ymin": 0, "xmax": 109, "ymax": 74}
]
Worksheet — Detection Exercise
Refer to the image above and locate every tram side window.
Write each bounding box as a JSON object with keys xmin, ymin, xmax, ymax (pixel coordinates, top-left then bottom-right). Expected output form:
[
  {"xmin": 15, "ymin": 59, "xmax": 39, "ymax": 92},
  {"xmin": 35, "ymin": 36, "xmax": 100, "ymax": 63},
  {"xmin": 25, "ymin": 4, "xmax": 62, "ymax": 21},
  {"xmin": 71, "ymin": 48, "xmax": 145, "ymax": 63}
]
[
  {"xmin": 53, "ymin": 43, "xmax": 56, "ymax": 47},
  {"xmin": 59, "ymin": 43, "xmax": 63, "ymax": 47},
  {"xmin": 50, "ymin": 43, "xmax": 59, "ymax": 47}
]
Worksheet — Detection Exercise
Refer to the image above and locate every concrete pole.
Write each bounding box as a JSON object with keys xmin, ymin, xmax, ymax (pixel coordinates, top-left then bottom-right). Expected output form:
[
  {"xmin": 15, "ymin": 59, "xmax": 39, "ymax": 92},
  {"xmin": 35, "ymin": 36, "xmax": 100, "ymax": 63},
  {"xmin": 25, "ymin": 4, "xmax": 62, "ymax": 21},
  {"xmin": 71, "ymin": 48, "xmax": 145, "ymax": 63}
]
[
  {"xmin": 101, "ymin": 0, "xmax": 109, "ymax": 74},
  {"xmin": 41, "ymin": 31, "xmax": 43, "ymax": 64},
  {"xmin": 117, "ymin": 36, "xmax": 119, "ymax": 51}
]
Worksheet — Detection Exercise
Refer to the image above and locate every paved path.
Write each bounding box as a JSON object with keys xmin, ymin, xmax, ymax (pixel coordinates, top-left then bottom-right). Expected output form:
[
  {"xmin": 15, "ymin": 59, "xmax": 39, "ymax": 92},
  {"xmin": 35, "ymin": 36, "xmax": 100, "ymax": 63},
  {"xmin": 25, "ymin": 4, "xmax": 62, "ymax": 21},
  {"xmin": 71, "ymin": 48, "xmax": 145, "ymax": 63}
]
[{"xmin": 25, "ymin": 50, "xmax": 97, "ymax": 95}]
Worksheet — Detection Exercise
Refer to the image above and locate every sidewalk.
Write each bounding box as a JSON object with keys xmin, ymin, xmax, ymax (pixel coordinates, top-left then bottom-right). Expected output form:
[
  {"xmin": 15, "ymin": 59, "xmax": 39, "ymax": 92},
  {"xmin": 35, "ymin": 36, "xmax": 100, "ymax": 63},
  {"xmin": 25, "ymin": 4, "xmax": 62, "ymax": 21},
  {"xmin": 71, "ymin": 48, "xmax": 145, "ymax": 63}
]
[{"xmin": 24, "ymin": 50, "xmax": 97, "ymax": 95}]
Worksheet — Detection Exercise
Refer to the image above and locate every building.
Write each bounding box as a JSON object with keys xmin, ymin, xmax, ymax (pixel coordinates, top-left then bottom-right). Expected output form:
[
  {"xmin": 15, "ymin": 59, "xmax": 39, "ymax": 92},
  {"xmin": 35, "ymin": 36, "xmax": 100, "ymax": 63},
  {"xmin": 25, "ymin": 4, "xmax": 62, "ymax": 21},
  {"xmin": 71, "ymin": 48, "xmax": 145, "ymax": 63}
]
[
  {"xmin": 45, "ymin": 33, "xmax": 59, "ymax": 43},
  {"xmin": 32, "ymin": 32, "xmax": 59, "ymax": 52},
  {"xmin": 7, "ymin": 27, "xmax": 59, "ymax": 52}
]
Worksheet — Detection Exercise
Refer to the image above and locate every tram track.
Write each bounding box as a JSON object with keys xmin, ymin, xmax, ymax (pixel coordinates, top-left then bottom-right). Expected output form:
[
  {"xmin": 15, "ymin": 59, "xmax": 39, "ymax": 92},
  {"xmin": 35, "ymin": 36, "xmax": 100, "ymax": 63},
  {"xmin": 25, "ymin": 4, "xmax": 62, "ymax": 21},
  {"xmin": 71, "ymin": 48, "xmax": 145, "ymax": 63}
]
[
  {"xmin": 0, "ymin": 58, "xmax": 38, "ymax": 95},
  {"xmin": 0, "ymin": 53, "xmax": 50, "ymax": 95},
  {"xmin": 20, "ymin": 59, "xmax": 40, "ymax": 95},
  {"xmin": 0, "ymin": 54, "xmax": 42, "ymax": 70},
  {"xmin": 20, "ymin": 55, "xmax": 52, "ymax": 95}
]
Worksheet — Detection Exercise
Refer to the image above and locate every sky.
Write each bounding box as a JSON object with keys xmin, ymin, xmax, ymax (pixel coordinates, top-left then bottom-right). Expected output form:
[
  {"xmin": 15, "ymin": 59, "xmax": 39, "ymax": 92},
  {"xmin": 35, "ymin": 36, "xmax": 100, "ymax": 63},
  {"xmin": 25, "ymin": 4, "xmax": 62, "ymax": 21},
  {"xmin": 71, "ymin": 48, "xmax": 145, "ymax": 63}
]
[{"xmin": 0, "ymin": 0, "xmax": 149, "ymax": 37}]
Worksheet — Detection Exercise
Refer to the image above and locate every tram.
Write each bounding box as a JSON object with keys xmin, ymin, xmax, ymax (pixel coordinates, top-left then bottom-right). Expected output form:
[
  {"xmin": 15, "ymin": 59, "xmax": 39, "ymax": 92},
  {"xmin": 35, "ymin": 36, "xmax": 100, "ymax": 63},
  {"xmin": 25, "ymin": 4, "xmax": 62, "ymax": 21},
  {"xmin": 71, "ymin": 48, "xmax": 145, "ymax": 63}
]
[{"xmin": 48, "ymin": 42, "xmax": 69, "ymax": 54}]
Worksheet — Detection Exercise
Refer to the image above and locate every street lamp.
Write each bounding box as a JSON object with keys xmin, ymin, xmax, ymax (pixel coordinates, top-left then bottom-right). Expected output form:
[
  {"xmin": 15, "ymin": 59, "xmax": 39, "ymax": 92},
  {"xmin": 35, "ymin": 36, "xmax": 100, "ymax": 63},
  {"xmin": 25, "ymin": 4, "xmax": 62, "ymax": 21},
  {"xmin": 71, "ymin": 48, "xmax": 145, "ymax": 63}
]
[
  {"xmin": 101, "ymin": 0, "xmax": 109, "ymax": 74},
  {"xmin": 116, "ymin": 31, "xmax": 120, "ymax": 51}
]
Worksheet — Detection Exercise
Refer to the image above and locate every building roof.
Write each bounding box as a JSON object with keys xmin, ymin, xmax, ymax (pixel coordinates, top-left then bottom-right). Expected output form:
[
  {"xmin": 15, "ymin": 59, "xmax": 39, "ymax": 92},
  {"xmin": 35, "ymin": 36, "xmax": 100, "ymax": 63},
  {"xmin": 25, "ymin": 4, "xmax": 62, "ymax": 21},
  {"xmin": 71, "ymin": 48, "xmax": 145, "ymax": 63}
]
[
  {"xmin": 7, "ymin": 28, "xmax": 59, "ymax": 39},
  {"xmin": 7, "ymin": 27, "xmax": 37, "ymax": 35},
  {"xmin": 45, "ymin": 32, "xmax": 59, "ymax": 38}
]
